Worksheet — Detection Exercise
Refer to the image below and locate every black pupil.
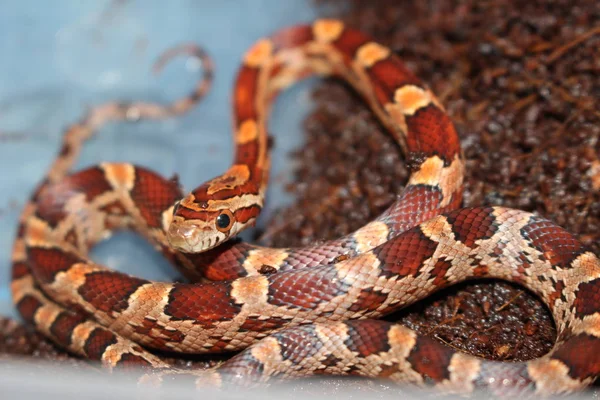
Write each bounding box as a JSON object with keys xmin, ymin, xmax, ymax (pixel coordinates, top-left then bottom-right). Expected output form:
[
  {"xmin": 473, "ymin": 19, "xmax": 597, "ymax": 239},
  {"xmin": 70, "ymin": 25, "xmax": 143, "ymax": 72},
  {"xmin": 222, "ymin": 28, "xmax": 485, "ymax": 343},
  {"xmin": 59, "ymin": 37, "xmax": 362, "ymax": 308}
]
[{"xmin": 216, "ymin": 213, "xmax": 231, "ymax": 229}]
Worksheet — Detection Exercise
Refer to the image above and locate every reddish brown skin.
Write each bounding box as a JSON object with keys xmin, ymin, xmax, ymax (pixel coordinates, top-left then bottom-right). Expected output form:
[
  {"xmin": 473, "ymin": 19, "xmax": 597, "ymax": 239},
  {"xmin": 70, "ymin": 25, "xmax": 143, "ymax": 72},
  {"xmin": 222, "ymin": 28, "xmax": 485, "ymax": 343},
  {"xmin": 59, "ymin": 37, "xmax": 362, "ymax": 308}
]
[
  {"xmin": 27, "ymin": 248, "xmax": 85, "ymax": 284},
  {"xmin": 375, "ymin": 230, "xmax": 438, "ymax": 278},
  {"xmin": 345, "ymin": 321, "xmax": 391, "ymax": 357},
  {"xmin": 574, "ymin": 278, "xmax": 600, "ymax": 317},
  {"xmin": 84, "ymin": 329, "xmax": 118, "ymax": 360},
  {"xmin": 446, "ymin": 206, "xmax": 498, "ymax": 248},
  {"xmin": 406, "ymin": 335, "xmax": 455, "ymax": 382},
  {"xmin": 165, "ymin": 283, "xmax": 241, "ymax": 324},
  {"xmin": 77, "ymin": 271, "xmax": 149, "ymax": 314},
  {"xmin": 49, "ymin": 312, "xmax": 87, "ymax": 346},
  {"xmin": 16, "ymin": 295, "xmax": 44, "ymax": 324},
  {"xmin": 405, "ymin": 105, "xmax": 461, "ymax": 165},
  {"xmin": 129, "ymin": 169, "xmax": 183, "ymax": 228}
]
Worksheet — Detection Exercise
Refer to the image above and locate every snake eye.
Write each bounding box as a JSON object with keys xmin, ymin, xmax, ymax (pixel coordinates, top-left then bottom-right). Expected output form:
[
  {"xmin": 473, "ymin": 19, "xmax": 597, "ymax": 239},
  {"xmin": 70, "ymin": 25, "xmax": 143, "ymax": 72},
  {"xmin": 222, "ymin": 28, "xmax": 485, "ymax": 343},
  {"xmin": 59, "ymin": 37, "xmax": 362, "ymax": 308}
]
[{"xmin": 215, "ymin": 210, "xmax": 234, "ymax": 232}]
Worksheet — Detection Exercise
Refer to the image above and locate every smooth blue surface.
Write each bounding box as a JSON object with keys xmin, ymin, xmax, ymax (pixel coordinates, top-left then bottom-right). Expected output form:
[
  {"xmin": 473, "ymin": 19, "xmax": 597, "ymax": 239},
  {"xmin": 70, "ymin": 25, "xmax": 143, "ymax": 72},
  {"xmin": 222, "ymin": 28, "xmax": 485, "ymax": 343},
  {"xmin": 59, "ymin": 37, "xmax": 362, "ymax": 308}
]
[{"xmin": 0, "ymin": 1, "xmax": 320, "ymax": 317}]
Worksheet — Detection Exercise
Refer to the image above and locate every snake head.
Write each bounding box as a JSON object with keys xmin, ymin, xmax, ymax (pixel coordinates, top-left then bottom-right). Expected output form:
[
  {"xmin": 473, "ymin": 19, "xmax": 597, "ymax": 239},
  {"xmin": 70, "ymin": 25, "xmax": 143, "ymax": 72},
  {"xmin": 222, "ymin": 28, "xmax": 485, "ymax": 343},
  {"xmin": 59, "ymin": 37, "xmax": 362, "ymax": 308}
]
[{"xmin": 166, "ymin": 178, "xmax": 262, "ymax": 253}]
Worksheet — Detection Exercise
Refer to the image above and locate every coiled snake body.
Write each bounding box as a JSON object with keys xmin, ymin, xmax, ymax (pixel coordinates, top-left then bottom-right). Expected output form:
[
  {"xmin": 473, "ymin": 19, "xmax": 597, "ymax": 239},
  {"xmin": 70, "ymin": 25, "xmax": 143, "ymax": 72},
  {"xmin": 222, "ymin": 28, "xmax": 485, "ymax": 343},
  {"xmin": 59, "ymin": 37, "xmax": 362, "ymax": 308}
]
[{"xmin": 10, "ymin": 20, "xmax": 600, "ymax": 396}]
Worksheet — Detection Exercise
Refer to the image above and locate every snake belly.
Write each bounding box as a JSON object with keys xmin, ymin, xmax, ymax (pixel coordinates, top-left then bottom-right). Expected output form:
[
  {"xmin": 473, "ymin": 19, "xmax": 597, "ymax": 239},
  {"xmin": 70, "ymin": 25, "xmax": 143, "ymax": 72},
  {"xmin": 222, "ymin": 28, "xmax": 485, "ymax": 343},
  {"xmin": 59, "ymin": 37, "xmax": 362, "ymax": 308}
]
[{"xmin": 11, "ymin": 19, "xmax": 600, "ymax": 396}]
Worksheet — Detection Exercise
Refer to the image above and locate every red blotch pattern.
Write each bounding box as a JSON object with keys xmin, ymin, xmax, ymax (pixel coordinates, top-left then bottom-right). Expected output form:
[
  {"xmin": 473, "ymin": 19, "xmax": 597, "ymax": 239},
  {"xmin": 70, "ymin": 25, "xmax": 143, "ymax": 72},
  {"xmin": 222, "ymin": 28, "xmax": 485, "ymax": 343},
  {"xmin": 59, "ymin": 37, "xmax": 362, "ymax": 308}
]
[
  {"xmin": 333, "ymin": 30, "xmax": 370, "ymax": 60},
  {"xmin": 374, "ymin": 228, "xmax": 438, "ymax": 279},
  {"xmin": 11, "ymin": 261, "xmax": 29, "ymax": 280},
  {"xmin": 267, "ymin": 265, "xmax": 349, "ymax": 310},
  {"xmin": 345, "ymin": 320, "xmax": 392, "ymax": 357},
  {"xmin": 521, "ymin": 216, "xmax": 586, "ymax": 269},
  {"xmin": 83, "ymin": 328, "xmax": 118, "ymax": 360},
  {"xmin": 49, "ymin": 311, "xmax": 87, "ymax": 346},
  {"xmin": 129, "ymin": 167, "xmax": 182, "ymax": 228},
  {"xmin": 406, "ymin": 335, "xmax": 454, "ymax": 382},
  {"xmin": 446, "ymin": 207, "xmax": 498, "ymax": 248},
  {"xmin": 115, "ymin": 353, "xmax": 153, "ymax": 369},
  {"xmin": 367, "ymin": 58, "xmax": 422, "ymax": 105},
  {"xmin": 349, "ymin": 287, "xmax": 389, "ymax": 312},
  {"xmin": 16, "ymin": 295, "xmax": 43, "ymax": 323},
  {"xmin": 165, "ymin": 283, "xmax": 241, "ymax": 325},
  {"xmin": 405, "ymin": 105, "xmax": 461, "ymax": 165},
  {"xmin": 77, "ymin": 271, "xmax": 148, "ymax": 314},
  {"xmin": 187, "ymin": 241, "xmax": 251, "ymax": 281},
  {"xmin": 234, "ymin": 205, "xmax": 261, "ymax": 225},
  {"xmin": 430, "ymin": 258, "xmax": 454, "ymax": 286},
  {"xmin": 234, "ymin": 141, "xmax": 260, "ymax": 166},
  {"xmin": 28, "ymin": 247, "xmax": 85, "ymax": 284},
  {"xmin": 234, "ymin": 67, "xmax": 259, "ymax": 124},
  {"xmin": 276, "ymin": 325, "xmax": 322, "ymax": 365},
  {"xmin": 550, "ymin": 334, "xmax": 600, "ymax": 380},
  {"xmin": 573, "ymin": 278, "xmax": 600, "ymax": 318}
]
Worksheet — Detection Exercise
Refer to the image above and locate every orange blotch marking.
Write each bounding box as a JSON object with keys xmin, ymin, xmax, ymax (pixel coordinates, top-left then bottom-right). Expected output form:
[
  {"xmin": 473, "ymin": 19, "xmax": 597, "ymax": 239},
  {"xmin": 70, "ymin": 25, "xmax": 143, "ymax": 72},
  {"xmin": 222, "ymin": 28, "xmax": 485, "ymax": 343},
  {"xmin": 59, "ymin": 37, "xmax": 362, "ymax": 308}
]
[
  {"xmin": 243, "ymin": 39, "xmax": 274, "ymax": 68},
  {"xmin": 313, "ymin": 19, "xmax": 344, "ymax": 43},
  {"xmin": 356, "ymin": 42, "xmax": 390, "ymax": 68},
  {"xmin": 207, "ymin": 164, "xmax": 250, "ymax": 195},
  {"xmin": 236, "ymin": 119, "xmax": 259, "ymax": 144},
  {"xmin": 102, "ymin": 163, "xmax": 135, "ymax": 191},
  {"xmin": 394, "ymin": 85, "xmax": 433, "ymax": 116}
]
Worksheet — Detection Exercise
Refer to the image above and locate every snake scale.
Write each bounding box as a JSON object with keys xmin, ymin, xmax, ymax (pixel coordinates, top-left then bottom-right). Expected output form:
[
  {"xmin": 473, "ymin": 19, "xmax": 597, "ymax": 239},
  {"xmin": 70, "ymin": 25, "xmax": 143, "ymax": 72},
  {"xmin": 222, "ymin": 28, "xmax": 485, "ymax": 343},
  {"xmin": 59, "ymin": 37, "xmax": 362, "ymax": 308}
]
[{"xmin": 10, "ymin": 20, "xmax": 600, "ymax": 396}]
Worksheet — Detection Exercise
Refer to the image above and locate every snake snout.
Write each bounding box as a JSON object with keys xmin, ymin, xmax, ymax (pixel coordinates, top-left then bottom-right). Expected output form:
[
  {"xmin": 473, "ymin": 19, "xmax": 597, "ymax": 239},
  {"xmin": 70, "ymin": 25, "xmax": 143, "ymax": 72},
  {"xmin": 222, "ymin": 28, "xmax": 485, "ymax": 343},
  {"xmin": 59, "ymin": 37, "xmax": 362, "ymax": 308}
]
[{"xmin": 167, "ymin": 222, "xmax": 202, "ymax": 251}]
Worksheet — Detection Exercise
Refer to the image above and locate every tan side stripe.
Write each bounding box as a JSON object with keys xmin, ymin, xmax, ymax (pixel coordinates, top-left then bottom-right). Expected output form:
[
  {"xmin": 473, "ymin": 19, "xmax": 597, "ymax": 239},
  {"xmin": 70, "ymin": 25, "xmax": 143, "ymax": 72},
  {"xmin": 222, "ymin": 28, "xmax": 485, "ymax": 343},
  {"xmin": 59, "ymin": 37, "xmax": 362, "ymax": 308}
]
[
  {"xmin": 52, "ymin": 262, "xmax": 100, "ymax": 296},
  {"xmin": 71, "ymin": 321, "xmax": 99, "ymax": 354},
  {"xmin": 437, "ymin": 353, "xmax": 481, "ymax": 394},
  {"xmin": 384, "ymin": 102, "xmax": 409, "ymax": 136},
  {"xmin": 577, "ymin": 313, "xmax": 600, "ymax": 338},
  {"xmin": 101, "ymin": 341, "xmax": 130, "ymax": 368},
  {"xmin": 117, "ymin": 283, "xmax": 173, "ymax": 334},
  {"xmin": 11, "ymin": 238, "xmax": 26, "ymax": 262},
  {"xmin": 10, "ymin": 275, "xmax": 35, "ymax": 303},
  {"xmin": 387, "ymin": 325, "xmax": 417, "ymax": 357},
  {"xmin": 527, "ymin": 358, "xmax": 589, "ymax": 395},
  {"xmin": 24, "ymin": 217, "xmax": 53, "ymax": 248},
  {"xmin": 243, "ymin": 248, "xmax": 289, "ymax": 274},
  {"xmin": 353, "ymin": 220, "xmax": 390, "ymax": 253},
  {"xmin": 33, "ymin": 303, "xmax": 62, "ymax": 337}
]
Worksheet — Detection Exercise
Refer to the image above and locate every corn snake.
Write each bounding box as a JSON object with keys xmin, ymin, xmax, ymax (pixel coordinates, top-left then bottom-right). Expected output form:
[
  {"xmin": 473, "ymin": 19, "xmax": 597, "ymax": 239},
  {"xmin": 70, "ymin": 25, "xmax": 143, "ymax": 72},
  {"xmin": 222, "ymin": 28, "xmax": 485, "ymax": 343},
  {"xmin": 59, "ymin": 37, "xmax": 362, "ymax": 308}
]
[{"xmin": 10, "ymin": 19, "xmax": 600, "ymax": 396}]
